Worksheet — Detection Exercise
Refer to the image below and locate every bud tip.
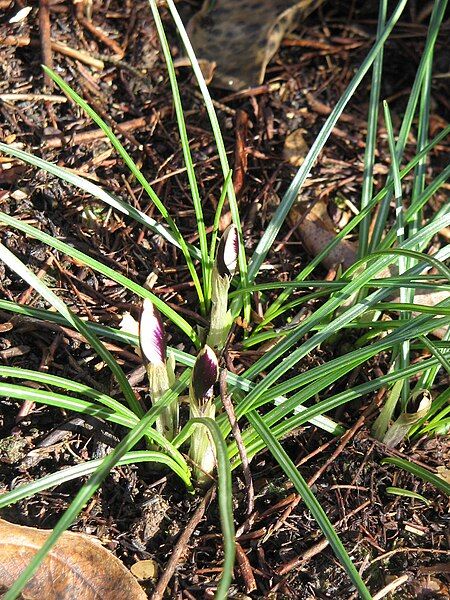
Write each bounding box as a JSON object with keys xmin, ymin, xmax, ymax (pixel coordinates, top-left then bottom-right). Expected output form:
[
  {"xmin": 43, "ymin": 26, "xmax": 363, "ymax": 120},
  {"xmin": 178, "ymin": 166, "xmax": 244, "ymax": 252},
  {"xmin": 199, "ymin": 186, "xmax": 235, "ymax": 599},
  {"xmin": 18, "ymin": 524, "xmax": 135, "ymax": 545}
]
[
  {"xmin": 216, "ymin": 224, "xmax": 239, "ymax": 278},
  {"xmin": 139, "ymin": 298, "xmax": 166, "ymax": 365}
]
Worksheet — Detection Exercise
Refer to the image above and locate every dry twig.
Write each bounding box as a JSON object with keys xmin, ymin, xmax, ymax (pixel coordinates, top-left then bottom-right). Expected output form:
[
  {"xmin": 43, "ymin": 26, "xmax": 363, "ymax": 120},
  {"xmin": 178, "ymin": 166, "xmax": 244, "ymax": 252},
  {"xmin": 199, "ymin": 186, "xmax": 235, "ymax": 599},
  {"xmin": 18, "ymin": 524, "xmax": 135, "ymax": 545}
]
[
  {"xmin": 220, "ymin": 369, "xmax": 254, "ymax": 515},
  {"xmin": 39, "ymin": 0, "xmax": 53, "ymax": 88},
  {"xmin": 151, "ymin": 487, "xmax": 216, "ymax": 600}
]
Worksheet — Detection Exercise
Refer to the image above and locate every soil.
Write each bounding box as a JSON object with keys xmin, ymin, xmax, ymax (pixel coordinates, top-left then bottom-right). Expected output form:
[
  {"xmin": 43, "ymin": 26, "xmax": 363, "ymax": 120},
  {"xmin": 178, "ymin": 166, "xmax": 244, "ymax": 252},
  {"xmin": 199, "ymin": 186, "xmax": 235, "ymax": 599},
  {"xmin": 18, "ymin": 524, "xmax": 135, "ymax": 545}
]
[{"xmin": 0, "ymin": 1, "xmax": 449, "ymax": 599}]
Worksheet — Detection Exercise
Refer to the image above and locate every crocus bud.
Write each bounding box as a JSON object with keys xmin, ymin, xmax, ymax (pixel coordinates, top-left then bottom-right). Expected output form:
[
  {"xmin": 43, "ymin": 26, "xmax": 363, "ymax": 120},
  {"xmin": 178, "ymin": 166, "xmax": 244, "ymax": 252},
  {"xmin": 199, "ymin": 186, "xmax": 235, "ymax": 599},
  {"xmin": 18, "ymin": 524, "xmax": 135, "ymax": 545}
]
[
  {"xmin": 191, "ymin": 345, "xmax": 219, "ymax": 407},
  {"xmin": 139, "ymin": 298, "xmax": 166, "ymax": 366},
  {"xmin": 189, "ymin": 345, "xmax": 218, "ymax": 486},
  {"xmin": 139, "ymin": 299, "xmax": 178, "ymax": 441},
  {"xmin": 206, "ymin": 225, "xmax": 239, "ymax": 351},
  {"xmin": 216, "ymin": 224, "xmax": 238, "ymax": 278}
]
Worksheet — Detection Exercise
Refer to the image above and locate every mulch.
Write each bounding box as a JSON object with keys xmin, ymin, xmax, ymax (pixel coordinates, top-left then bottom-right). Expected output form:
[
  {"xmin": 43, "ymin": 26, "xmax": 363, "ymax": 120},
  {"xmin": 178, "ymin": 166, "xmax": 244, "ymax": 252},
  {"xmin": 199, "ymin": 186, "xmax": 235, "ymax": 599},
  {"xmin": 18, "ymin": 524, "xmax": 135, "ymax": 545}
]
[{"xmin": 0, "ymin": 1, "xmax": 449, "ymax": 598}]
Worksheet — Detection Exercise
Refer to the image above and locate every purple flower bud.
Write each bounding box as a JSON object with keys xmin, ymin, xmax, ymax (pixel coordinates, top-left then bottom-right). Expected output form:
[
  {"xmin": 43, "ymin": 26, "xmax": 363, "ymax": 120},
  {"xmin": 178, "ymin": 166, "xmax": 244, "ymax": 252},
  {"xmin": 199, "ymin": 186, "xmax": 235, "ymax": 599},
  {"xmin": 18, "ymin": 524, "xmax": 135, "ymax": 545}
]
[
  {"xmin": 216, "ymin": 224, "xmax": 238, "ymax": 278},
  {"xmin": 139, "ymin": 298, "xmax": 166, "ymax": 366},
  {"xmin": 191, "ymin": 345, "xmax": 218, "ymax": 403}
]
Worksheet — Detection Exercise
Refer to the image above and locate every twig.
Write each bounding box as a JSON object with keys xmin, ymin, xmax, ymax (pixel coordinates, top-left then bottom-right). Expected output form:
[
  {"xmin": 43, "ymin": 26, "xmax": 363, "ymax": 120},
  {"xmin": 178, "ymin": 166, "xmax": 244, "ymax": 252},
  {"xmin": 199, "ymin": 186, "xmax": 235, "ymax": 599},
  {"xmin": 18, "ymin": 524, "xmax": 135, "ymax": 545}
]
[
  {"xmin": 372, "ymin": 575, "xmax": 409, "ymax": 600},
  {"xmin": 370, "ymin": 547, "xmax": 450, "ymax": 565},
  {"xmin": 219, "ymin": 369, "xmax": 254, "ymax": 515},
  {"xmin": 1, "ymin": 35, "xmax": 104, "ymax": 69},
  {"xmin": 14, "ymin": 330, "xmax": 63, "ymax": 426},
  {"xmin": 0, "ymin": 94, "xmax": 67, "ymax": 103},
  {"xmin": 75, "ymin": 4, "xmax": 124, "ymax": 58},
  {"xmin": 232, "ymin": 109, "xmax": 249, "ymax": 198},
  {"xmin": 1, "ymin": 35, "xmax": 32, "ymax": 47},
  {"xmin": 17, "ymin": 254, "xmax": 54, "ymax": 305},
  {"xmin": 305, "ymin": 91, "xmax": 358, "ymax": 124},
  {"xmin": 151, "ymin": 486, "xmax": 215, "ymax": 600},
  {"xmin": 276, "ymin": 499, "xmax": 370, "ymax": 576},
  {"xmin": 193, "ymin": 90, "xmax": 235, "ymax": 116},
  {"xmin": 42, "ymin": 116, "xmax": 148, "ymax": 149},
  {"xmin": 0, "ymin": 346, "xmax": 29, "ymax": 359},
  {"xmin": 220, "ymin": 82, "xmax": 280, "ymax": 104},
  {"xmin": 267, "ymin": 415, "xmax": 366, "ymax": 539},
  {"xmin": 235, "ymin": 542, "xmax": 257, "ymax": 593},
  {"xmin": 39, "ymin": 0, "xmax": 53, "ymax": 88},
  {"xmin": 51, "ymin": 40, "xmax": 104, "ymax": 69}
]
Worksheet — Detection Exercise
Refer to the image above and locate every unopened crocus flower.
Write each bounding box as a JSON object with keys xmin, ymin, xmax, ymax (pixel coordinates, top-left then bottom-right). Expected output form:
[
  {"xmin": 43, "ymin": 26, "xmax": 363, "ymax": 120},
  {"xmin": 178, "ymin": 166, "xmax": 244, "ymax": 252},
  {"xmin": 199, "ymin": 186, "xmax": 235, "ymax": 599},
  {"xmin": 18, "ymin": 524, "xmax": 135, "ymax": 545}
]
[
  {"xmin": 139, "ymin": 298, "xmax": 177, "ymax": 441},
  {"xmin": 189, "ymin": 345, "xmax": 218, "ymax": 485},
  {"xmin": 206, "ymin": 224, "xmax": 239, "ymax": 351}
]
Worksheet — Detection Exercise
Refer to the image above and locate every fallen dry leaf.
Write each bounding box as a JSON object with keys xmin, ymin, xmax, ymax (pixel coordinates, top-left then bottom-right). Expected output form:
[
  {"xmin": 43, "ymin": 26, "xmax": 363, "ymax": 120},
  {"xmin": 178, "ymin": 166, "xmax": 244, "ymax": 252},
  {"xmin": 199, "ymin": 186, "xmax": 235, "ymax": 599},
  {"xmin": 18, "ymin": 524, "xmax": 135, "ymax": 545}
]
[
  {"xmin": 0, "ymin": 519, "xmax": 147, "ymax": 600},
  {"xmin": 283, "ymin": 129, "xmax": 309, "ymax": 167},
  {"xmin": 188, "ymin": 0, "xmax": 324, "ymax": 90},
  {"xmin": 382, "ymin": 390, "xmax": 432, "ymax": 449},
  {"xmin": 288, "ymin": 197, "xmax": 357, "ymax": 271},
  {"xmin": 130, "ymin": 559, "xmax": 159, "ymax": 581},
  {"xmin": 410, "ymin": 576, "xmax": 450, "ymax": 599},
  {"xmin": 437, "ymin": 466, "xmax": 450, "ymax": 485},
  {"xmin": 288, "ymin": 199, "xmax": 449, "ymax": 339}
]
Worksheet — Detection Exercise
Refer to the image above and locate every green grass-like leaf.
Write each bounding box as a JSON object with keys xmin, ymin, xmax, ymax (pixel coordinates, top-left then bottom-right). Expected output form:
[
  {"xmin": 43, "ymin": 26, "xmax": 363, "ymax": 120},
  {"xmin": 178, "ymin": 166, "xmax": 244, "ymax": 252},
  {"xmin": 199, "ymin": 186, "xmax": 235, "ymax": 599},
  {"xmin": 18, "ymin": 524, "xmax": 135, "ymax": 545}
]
[
  {"xmin": 161, "ymin": 0, "xmax": 251, "ymax": 323},
  {"xmin": 245, "ymin": 0, "xmax": 408, "ymax": 288},
  {"xmin": 248, "ymin": 411, "xmax": 372, "ymax": 600},
  {"xmin": 189, "ymin": 418, "xmax": 235, "ymax": 599},
  {"xmin": 0, "ymin": 210, "xmax": 200, "ymax": 347},
  {"xmin": 42, "ymin": 66, "xmax": 205, "ymax": 310},
  {"xmin": 0, "ymin": 143, "xmax": 199, "ymax": 257},
  {"xmin": 382, "ymin": 457, "xmax": 450, "ymax": 496},
  {"xmin": 0, "ymin": 451, "xmax": 187, "ymax": 509},
  {"xmin": 2, "ymin": 374, "xmax": 193, "ymax": 600},
  {"xmin": 149, "ymin": 2, "xmax": 209, "ymax": 312},
  {"xmin": 0, "ymin": 241, "xmax": 143, "ymax": 417},
  {"xmin": 385, "ymin": 487, "xmax": 430, "ymax": 505},
  {"xmin": 369, "ymin": 0, "xmax": 448, "ymax": 249}
]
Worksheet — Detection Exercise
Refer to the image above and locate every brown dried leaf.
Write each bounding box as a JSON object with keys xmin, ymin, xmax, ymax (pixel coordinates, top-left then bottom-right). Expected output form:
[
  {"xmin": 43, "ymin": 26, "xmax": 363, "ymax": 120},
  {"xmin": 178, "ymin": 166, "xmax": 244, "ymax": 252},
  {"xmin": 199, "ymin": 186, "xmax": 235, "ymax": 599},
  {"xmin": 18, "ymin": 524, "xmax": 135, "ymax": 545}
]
[
  {"xmin": 130, "ymin": 559, "xmax": 159, "ymax": 581},
  {"xmin": 410, "ymin": 576, "xmax": 449, "ymax": 599},
  {"xmin": 437, "ymin": 466, "xmax": 450, "ymax": 485},
  {"xmin": 188, "ymin": 0, "xmax": 325, "ymax": 90},
  {"xmin": 0, "ymin": 519, "xmax": 147, "ymax": 600},
  {"xmin": 283, "ymin": 129, "xmax": 309, "ymax": 167},
  {"xmin": 288, "ymin": 198, "xmax": 357, "ymax": 270}
]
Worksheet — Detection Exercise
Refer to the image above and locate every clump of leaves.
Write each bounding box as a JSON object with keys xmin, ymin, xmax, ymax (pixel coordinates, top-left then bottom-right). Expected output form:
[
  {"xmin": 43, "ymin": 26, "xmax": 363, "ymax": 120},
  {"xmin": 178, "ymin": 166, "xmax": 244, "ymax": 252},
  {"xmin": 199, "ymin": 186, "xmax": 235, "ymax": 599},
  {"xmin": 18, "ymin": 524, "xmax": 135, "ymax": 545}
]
[{"xmin": 0, "ymin": 1, "xmax": 449, "ymax": 600}]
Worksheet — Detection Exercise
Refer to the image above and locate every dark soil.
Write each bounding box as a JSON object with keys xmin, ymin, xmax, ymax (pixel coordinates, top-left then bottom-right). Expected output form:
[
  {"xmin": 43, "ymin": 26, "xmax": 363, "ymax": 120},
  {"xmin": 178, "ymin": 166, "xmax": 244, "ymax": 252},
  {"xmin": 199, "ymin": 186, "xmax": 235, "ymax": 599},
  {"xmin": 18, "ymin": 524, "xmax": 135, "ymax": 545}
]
[{"xmin": 0, "ymin": 1, "xmax": 449, "ymax": 599}]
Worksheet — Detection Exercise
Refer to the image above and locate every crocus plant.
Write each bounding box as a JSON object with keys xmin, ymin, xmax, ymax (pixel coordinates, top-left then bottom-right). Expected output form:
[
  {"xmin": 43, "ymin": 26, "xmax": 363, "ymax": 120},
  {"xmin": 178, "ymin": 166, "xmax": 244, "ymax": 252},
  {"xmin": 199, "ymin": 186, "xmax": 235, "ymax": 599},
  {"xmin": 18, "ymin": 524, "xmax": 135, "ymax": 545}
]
[
  {"xmin": 137, "ymin": 226, "xmax": 238, "ymax": 484},
  {"xmin": 188, "ymin": 345, "xmax": 219, "ymax": 486},
  {"xmin": 139, "ymin": 298, "xmax": 177, "ymax": 440},
  {"xmin": 206, "ymin": 224, "xmax": 239, "ymax": 352}
]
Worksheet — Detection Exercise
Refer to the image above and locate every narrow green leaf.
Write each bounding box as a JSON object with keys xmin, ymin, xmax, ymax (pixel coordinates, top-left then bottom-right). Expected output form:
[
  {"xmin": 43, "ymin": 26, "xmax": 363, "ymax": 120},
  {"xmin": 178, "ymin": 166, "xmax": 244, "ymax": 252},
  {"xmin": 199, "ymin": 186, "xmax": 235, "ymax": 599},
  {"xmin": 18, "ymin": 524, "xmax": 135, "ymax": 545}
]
[
  {"xmin": 0, "ymin": 242, "xmax": 143, "ymax": 417},
  {"xmin": 0, "ymin": 211, "xmax": 200, "ymax": 346},
  {"xmin": 0, "ymin": 366, "xmax": 136, "ymax": 422},
  {"xmin": 358, "ymin": 0, "xmax": 387, "ymax": 258},
  {"xmin": 245, "ymin": 0, "xmax": 408, "ymax": 286},
  {"xmin": 0, "ymin": 451, "xmax": 186, "ymax": 509},
  {"xmin": 162, "ymin": 0, "xmax": 251, "ymax": 323},
  {"xmin": 43, "ymin": 66, "xmax": 205, "ymax": 312},
  {"xmin": 0, "ymin": 143, "xmax": 199, "ymax": 257},
  {"xmin": 382, "ymin": 457, "xmax": 450, "ymax": 496},
  {"xmin": 189, "ymin": 418, "xmax": 235, "ymax": 599},
  {"xmin": 248, "ymin": 411, "xmax": 372, "ymax": 600},
  {"xmin": 385, "ymin": 487, "xmax": 430, "ymax": 505},
  {"xmin": 369, "ymin": 0, "xmax": 448, "ymax": 248},
  {"xmin": 3, "ymin": 374, "xmax": 193, "ymax": 600},
  {"xmin": 148, "ymin": 3, "xmax": 209, "ymax": 311},
  {"xmin": 260, "ymin": 136, "xmax": 450, "ymax": 328}
]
